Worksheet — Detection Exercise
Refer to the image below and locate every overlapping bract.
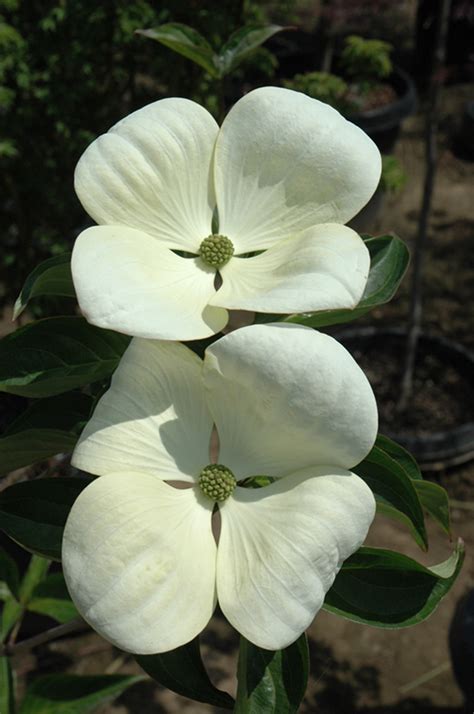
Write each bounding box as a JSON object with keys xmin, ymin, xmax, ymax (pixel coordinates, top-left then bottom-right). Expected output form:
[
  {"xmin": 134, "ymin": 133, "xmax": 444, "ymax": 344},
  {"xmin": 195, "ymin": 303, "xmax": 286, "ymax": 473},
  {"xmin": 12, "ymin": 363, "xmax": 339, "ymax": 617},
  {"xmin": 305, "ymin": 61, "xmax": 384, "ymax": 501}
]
[
  {"xmin": 63, "ymin": 324, "xmax": 378, "ymax": 653},
  {"xmin": 72, "ymin": 87, "xmax": 381, "ymax": 340}
]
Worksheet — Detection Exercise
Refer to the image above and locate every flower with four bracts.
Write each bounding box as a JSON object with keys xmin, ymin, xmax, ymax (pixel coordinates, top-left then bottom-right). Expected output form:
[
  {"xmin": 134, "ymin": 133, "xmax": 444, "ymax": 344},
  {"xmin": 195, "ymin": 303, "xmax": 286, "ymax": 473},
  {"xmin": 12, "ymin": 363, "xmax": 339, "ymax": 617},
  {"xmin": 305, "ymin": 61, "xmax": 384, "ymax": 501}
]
[
  {"xmin": 63, "ymin": 323, "xmax": 378, "ymax": 654},
  {"xmin": 71, "ymin": 86, "xmax": 381, "ymax": 340}
]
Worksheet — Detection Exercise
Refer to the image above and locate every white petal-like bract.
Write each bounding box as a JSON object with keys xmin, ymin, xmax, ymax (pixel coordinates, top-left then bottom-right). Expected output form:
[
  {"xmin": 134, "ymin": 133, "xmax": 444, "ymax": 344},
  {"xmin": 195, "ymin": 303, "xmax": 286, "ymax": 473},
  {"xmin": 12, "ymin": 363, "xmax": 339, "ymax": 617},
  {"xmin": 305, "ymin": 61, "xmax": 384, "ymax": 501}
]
[
  {"xmin": 72, "ymin": 225, "xmax": 228, "ymax": 340},
  {"xmin": 63, "ymin": 473, "xmax": 217, "ymax": 654},
  {"xmin": 203, "ymin": 323, "xmax": 378, "ymax": 479},
  {"xmin": 212, "ymin": 224, "xmax": 370, "ymax": 312},
  {"xmin": 75, "ymin": 98, "xmax": 218, "ymax": 252},
  {"xmin": 214, "ymin": 86, "xmax": 381, "ymax": 252},
  {"xmin": 73, "ymin": 338, "xmax": 213, "ymax": 482},
  {"xmin": 217, "ymin": 468, "xmax": 375, "ymax": 650}
]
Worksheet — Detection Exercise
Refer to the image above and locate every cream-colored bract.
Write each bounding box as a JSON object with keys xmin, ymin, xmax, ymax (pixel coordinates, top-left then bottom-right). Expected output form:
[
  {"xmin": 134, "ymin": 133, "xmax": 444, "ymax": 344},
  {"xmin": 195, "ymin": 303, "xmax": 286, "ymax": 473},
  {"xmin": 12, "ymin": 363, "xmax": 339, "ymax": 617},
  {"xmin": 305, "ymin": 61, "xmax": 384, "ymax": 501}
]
[
  {"xmin": 72, "ymin": 87, "xmax": 381, "ymax": 340},
  {"xmin": 64, "ymin": 324, "xmax": 378, "ymax": 654}
]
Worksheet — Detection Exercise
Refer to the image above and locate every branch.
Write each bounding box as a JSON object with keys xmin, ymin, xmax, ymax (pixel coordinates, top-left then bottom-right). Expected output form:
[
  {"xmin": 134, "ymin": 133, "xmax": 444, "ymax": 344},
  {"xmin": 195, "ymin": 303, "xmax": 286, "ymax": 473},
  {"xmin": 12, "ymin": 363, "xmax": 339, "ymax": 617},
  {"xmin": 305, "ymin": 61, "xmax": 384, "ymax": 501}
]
[
  {"xmin": 0, "ymin": 617, "xmax": 88, "ymax": 657},
  {"xmin": 398, "ymin": 0, "xmax": 452, "ymax": 411}
]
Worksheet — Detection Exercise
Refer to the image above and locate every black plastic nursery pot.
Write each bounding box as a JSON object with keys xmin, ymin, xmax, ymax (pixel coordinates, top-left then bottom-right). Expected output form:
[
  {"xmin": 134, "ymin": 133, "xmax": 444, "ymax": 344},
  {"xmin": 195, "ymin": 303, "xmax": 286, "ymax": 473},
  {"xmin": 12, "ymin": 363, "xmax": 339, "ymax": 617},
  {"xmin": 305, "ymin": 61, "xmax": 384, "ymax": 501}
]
[
  {"xmin": 346, "ymin": 68, "xmax": 417, "ymax": 153},
  {"xmin": 334, "ymin": 326, "xmax": 474, "ymax": 469}
]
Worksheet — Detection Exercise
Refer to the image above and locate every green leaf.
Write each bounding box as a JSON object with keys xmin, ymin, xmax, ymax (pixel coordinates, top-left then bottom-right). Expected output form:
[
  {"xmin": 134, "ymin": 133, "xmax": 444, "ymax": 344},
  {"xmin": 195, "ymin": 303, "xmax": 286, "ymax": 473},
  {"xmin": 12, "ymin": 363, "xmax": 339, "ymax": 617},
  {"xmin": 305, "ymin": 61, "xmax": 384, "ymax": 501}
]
[
  {"xmin": 286, "ymin": 233, "xmax": 409, "ymax": 328},
  {"xmin": 0, "ymin": 393, "xmax": 93, "ymax": 477},
  {"xmin": 0, "ymin": 546, "xmax": 20, "ymax": 599},
  {"xmin": 0, "ymin": 582, "xmax": 11, "ymax": 601},
  {"xmin": 0, "ymin": 656, "xmax": 15, "ymax": 714},
  {"xmin": 415, "ymin": 480, "xmax": 451, "ymax": 537},
  {"xmin": 0, "ymin": 430, "xmax": 77, "ymax": 477},
  {"xmin": 136, "ymin": 637, "xmax": 234, "ymax": 710},
  {"xmin": 28, "ymin": 572, "xmax": 78, "ymax": 624},
  {"xmin": 13, "ymin": 253, "xmax": 75, "ymax": 320},
  {"xmin": 4, "ymin": 393, "xmax": 93, "ymax": 436},
  {"xmin": 354, "ymin": 445, "xmax": 428, "ymax": 550},
  {"xmin": 234, "ymin": 635, "xmax": 308, "ymax": 714},
  {"xmin": 375, "ymin": 434, "xmax": 422, "ymax": 480},
  {"xmin": 324, "ymin": 541, "xmax": 464, "ymax": 627},
  {"xmin": 136, "ymin": 23, "xmax": 218, "ymax": 77},
  {"xmin": 217, "ymin": 25, "xmax": 286, "ymax": 77},
  {"xmin": 19, "ymin": 674, "xmax": 143, "ymax": 714},
  {"xmin": 1, "ymin": 555, "xmax": 50, "ymax": 641},
  {"xmin": 0, "ymin": 317, "xmax": 130, "ymax": 397},
  {"xmin": 376, "ymin": 435, "xmax": 451, "ymax": 535},
  {"xmin": 0, "ymin": 478, "xmax": 91, "ymax": 561}
]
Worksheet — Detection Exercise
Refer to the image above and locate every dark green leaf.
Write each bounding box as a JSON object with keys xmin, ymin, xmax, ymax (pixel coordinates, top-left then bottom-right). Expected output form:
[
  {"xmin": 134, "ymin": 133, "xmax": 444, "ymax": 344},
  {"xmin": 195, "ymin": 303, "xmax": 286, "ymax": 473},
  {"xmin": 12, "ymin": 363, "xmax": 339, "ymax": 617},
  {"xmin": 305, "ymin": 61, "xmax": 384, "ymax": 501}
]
[
  {"xmin": 1, "ymin": 555, "xmax": 50, "ymax": 641},
  {"xmin": 234, "ymin": 635, "xmax": 308, "ymax": 714},
  {"xmin": 375, "ymin": 434, "xmax": 422, "ymax": 480},
  {"xmin": 19, "ymin": 674, "xmax": 143, "ymax": 714},
  {"xmin": 136, "ymin": 637, "xmax": 234, "ymax": 709},
  {"xmin": 0, "ymin": 546, "xmax": 20, "ymax": 599},
  {"xmin": 5, "ymin": 393, "xmax": 93, "ymax": 436},
  {"xmin": 354, "ymin": 445, "xmax": 427, "ymax": 550},
  {"xmin": 376, "ymin": 435, "xmax": 451, "ymax": 535},
  {"xmin": 0, "ymin": 317, "xmax": 130, "ymax": 397},
  {"xmin": 324, "ymin": 541, "xmax": 464, "ymax": 627},
  {"xmin": 415, "ymin": 480, "xmax": 451, "ymax": 537},
  {"xmin": 217, "ymin": 25, "xmax": 286, "ymax": 77},
  {"xmin": 0, "ymin": 430, "xmax": 77, "ymax": 477},
  {"xmin": 0, "ymin": 656, "xmax": 15, "ymax": 714},
  {"xmin": 0, "ymin": 393, "xmax": 93, "ymax": 476},
  {"xmin": 136, "ymin": 23, "xmax": 218, "ymax": 76},
  {"xmin": 13, "ymin": 253, "xmax": 75, "ymax": 320},
  {"xmin": 28, "ymin": 572, "xmax": 78, "ymax": 624},
  {"xmin": 0, "ymin": 478, "xmax": 91, "ymax": 561},
  {"xmin": 286, "ymin": 233, "xmax": 409, "ymax": 328}
]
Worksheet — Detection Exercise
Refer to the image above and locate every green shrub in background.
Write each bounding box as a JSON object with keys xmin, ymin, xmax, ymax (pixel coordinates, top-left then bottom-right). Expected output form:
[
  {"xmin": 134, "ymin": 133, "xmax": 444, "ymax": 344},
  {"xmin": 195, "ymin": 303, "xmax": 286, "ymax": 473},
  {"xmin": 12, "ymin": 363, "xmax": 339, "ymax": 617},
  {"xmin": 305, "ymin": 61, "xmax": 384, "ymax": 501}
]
[
  {"xmin": 284, "ymin": 34, "xmax": 395, "ymax": 115},
  {"xmin": 284, "ymin": 71, "xmax": 351, "ymax": 113},
  {"xmin": 340, "ymin": 34, "xmax": 393, "ymax": 84}
]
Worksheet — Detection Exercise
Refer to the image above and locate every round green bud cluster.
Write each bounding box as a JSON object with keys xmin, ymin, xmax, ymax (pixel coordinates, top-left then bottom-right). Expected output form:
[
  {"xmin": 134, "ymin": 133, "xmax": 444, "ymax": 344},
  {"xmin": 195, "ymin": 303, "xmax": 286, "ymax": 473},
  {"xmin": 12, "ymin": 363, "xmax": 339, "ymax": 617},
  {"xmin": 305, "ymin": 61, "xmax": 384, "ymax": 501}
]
[
  {"xmin": 198, "ymin": 234, "xmax": 234, "ymax": 269},
  {"xmin": 199, "ymin": 464, "xmax": 237, "ymax": 502}
]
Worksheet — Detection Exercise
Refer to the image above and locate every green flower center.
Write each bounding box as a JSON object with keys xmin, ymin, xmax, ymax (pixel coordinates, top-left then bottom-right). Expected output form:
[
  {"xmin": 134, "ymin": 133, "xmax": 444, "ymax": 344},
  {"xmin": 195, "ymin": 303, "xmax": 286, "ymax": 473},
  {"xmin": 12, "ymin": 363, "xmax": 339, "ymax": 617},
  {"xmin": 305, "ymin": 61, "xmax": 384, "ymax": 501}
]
[
  {"xmin": 198, "ymin": 234, "xmax": 234, "ymax": 269},
  {"xmin": 198, "ymin": 464, "xmax": 236, "ymax": 502}
]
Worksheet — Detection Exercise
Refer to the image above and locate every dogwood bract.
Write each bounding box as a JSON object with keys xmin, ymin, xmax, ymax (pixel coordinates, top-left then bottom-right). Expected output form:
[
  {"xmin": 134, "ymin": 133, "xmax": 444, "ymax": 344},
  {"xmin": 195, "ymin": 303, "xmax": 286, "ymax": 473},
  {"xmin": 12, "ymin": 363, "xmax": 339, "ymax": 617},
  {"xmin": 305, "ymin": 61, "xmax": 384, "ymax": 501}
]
[
  {"xmin": 63, "ymin": 324, "xmax": 377, "ymax": 653},
  {"xmin": 72, "ymin": 87, "xmax": 381, "ymax": 340}
]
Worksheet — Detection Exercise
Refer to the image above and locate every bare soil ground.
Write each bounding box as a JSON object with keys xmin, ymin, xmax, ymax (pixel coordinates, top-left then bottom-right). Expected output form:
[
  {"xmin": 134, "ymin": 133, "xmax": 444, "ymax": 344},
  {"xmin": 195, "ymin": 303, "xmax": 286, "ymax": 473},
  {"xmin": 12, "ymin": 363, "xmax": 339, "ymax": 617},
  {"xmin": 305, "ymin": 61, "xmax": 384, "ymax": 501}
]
[{"xmin": 3, "ymin": 83, "xmax": 474, "ymax": 712}]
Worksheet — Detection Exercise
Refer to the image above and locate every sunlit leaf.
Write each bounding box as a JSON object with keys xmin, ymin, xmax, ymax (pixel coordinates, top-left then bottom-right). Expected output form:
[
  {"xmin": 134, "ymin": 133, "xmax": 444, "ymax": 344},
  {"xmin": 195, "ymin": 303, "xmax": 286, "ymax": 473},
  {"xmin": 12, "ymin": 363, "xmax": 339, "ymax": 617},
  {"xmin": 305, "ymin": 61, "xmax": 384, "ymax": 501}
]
[
  {"xmin": 376, "ymin": 435, "xmax": 451, "ymax": 535},
  {"xmin": 324, "ymin": 541, "xmax": 464, "ymax": 627},
  {"xmin": 354, "ymin": 444, "xmax": 427, "ymax": 550},
  {"xmin": 13, "ymin": 253, "xmax": 75, "ymax": 320},
  {"xmin": 216, "ymin": 25, "xmax": 286, "ymax": 77},
  {"xmin": 136, "ymin": 23, "xmax": 217, "ymax": 76}
]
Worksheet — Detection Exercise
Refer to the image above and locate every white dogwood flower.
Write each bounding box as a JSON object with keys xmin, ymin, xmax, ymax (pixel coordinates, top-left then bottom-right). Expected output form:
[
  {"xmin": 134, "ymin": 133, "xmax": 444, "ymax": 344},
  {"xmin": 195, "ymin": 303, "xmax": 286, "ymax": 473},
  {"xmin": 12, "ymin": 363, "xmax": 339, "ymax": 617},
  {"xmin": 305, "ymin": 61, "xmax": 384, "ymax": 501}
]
[
  {"xmin": 63, "ymin": 324, "xmax": 378, "ymax": 654},
  {"xmin": 72, "ymin": 87, "xmax": 381, "ymax": 340}
]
